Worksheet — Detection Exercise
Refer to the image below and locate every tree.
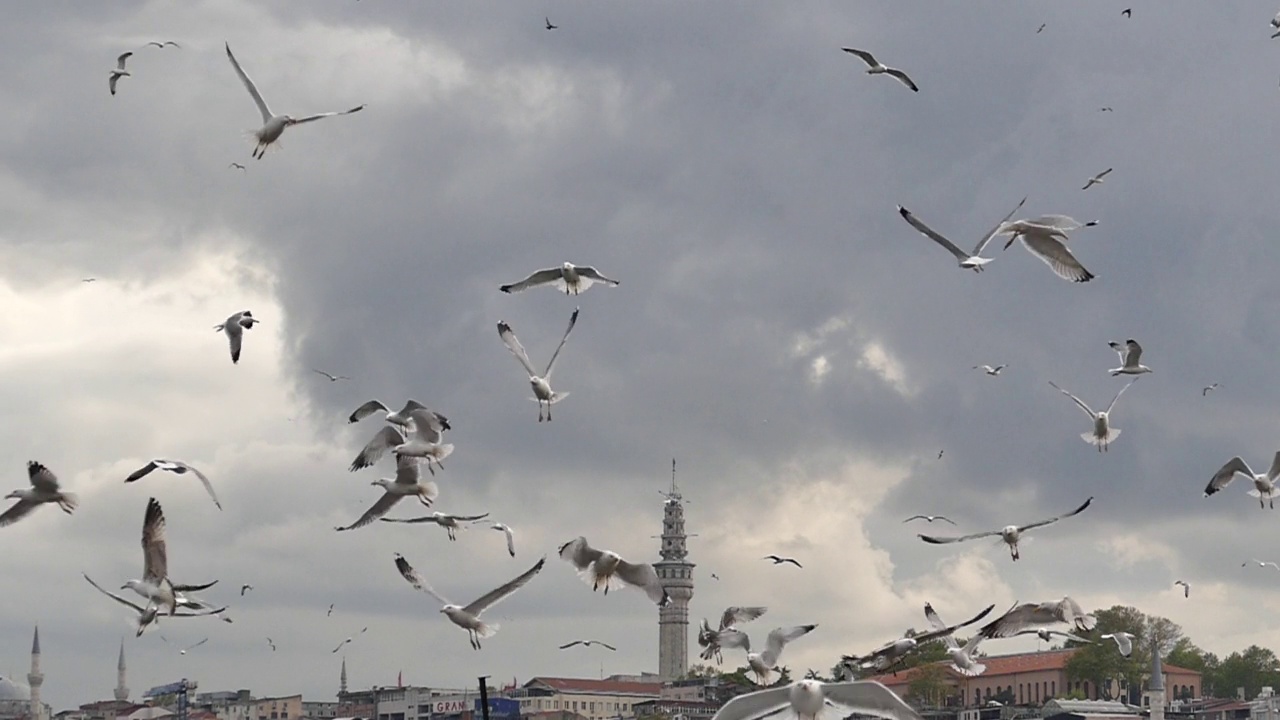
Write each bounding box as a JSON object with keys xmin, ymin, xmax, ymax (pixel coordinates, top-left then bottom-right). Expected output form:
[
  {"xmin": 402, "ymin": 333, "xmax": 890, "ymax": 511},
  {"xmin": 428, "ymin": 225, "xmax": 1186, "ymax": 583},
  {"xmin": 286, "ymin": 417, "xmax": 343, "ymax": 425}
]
[
  {"xmin": 1213, "ymin": 646, "xmax": 1280, "ymax": 700},
  {"xmin": 906, "ymin": 664, "xmax": 952, "ymax": 708},
  {"xmin": 682, "ymin": 664, "xmax": 723, "ymax": 680}
]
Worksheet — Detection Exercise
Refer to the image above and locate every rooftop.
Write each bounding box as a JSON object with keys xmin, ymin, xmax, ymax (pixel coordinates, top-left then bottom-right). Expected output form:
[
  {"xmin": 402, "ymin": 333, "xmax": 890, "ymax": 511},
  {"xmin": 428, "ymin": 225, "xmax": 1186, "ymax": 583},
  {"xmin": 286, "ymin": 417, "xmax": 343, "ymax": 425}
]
[
  {"xmin": 865, "ymin": 649, "xmax": 1202, "ymax": 685},
  {"xmin": 524, "ymin": 678, "xmax": 663, "ymax": 697}
]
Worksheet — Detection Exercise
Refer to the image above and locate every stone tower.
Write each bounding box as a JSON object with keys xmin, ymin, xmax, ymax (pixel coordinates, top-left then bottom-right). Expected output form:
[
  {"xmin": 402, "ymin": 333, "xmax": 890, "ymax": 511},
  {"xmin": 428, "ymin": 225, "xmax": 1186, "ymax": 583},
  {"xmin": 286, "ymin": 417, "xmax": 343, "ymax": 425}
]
[
  {"xmin": 28, "ymin": 626, "xmax": 43, "ymax": 720},
  {"xmin": 340, "ymin": 656, "xmax": 348, "ymax": 695},
  {"xmin": 655, "ymin": 460, "xmax": 694, "ymax": 679},
  {"xmin": 1149, "ymin": 639, "xmax": 1166, "ymax": 720},
  {"xmin": 115, "ymin": 639, "xmax": 129, "ymax": 702}
]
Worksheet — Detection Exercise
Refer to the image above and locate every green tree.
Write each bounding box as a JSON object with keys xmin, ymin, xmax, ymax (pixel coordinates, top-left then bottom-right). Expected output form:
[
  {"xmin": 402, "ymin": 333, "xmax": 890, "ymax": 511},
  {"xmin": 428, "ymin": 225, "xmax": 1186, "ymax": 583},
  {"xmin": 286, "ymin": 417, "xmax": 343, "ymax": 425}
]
[
  {"xmin": 906, "ymin": 664, "xmax": 952, "ymax": 708},
  {"xmin": 1214, "ymin": 646, "xmax": 1280, "ymax": 700}
]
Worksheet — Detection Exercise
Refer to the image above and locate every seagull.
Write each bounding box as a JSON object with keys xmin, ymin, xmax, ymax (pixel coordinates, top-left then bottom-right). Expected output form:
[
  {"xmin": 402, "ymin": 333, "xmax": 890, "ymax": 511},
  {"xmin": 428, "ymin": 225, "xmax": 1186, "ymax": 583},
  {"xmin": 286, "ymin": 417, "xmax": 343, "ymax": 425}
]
[
  {"xmin": 1174, "ymin": 581, "xmax": 1190, "ymax": 598},
  {"xmin": 1122, "ymin": 8, "xmax": 1132, "ymax": 17},
  {"xmin": 125, "ymin": 460, "xmax": 222, "ymax": 510},
  {"xmin": 545, "ymin": 17, "xmax": 558, "ymax": 30},
  {"xmin": 82, "ymin": 278, "xmax": 98, "ymax": 283},
  {"xmin": 973, "ymin": 365, "xmax": 1007, "ymax": 376},
  {"xmin": 109, "ymin": 52, "xmax": 132, "ymax": 95},
  {"xmin": 560, "ymin": 640, "xmax": 617, "ymax": 651},
  {"xmin": 558, "ymin": 536, "xmax": 670, "ymax": 606},
  {"xmin": 1102, "ymin": 632, "xmax": 1135, "ymax": 657},
  {"xmin": 213, "ymin": 310, "xmax": 259, "ymax": 364},
  {"xmin": 380, "ymin": 511, "xmax": 490, "ymax": 540},
  {"xmin": 394, "ymin": 552, "xmax": 546, "ymax": 649},
  {"xmin": 1037, "ymin": 23, "xmax": 1046, "ymax": 33},
  {"xmin": 978, "ymin": 598, "xmax": 1097, "ymax": 639},
  {"xmin": 501, "ymin": 263, "xmax": 618, "ymax": 295},
  {"xmin": 1082, "ymin": 168, "xmax": 1113, "ymax": 191},
  {"xmin": 121, "ymin": 499, "xmax": 221, "ymax": 619},
  {"xmin": 348, "ymin": 413, "xmax": 453, "ymax": 474},
  {"xmin": 903, "ymin": 515, "xmax": 957, "ymax": 525},
  {"xmin": 1108, "ymin": 340, "xmax": 1152, "ymax": 376},
  {"xmin": 1204, "ymin": 453, "xmax": 1280, "ymax": 509},
  {"xmin": 840, "ymin": 48, "xmax": 918, "ymax": 92},
  {"xmin": 919, "ymin": 496, "xmax": 1093, "ymax": 561},
  {"xmin": 746, "ymin": 625, "xmax": 819, "ymax": 684},
  {"xmin": 497, "ymin": 308, "xmax": 580, "ymax": 422},
  {"xmin": 1047, "ymin": 380, "xmax": 1138, "ymax": 452},
  {"xmin": 698, "ymin": 606, "xmax": 768, "ymax": 664},
  {"xmin": 937, "ymin": 450, "xmax": 944, "ymax": 460},
  {"xmin": 179, "ymin": 638, "xmax": 207, "ymax": 655},
  {"xmin": 327, "ymin": 603, "xmax": 335, "ymax": 616},
  {"xmin": 1203, "ymin": 383, "xmax": 1221, "ymax": 396},
  {"xmin": 83, "ymin": 573, "xmax": 225, "ymax": 637},
  {"xmin": 896, "ymin": 197, "xmax": 1026, "ymax": 272},
  {"xmin": 266, "ymin": 637, "xmax": 276, "ymax": 651},
  {"xmin": 491, "ymin": 523, "xmax": 516, "ymax": 557},
  {"xmin": 335, "ymin": 455, "xmax": 439, "ymax": 531},
  {"xmin": 348, "ymin": 399, "xmax": 447, "ymax": 429},
  {"xmin": 224, "ymin": 43, "xmax": 365, "ymax": 160},
  {"xmin": 843, "ymin": 605, "xmax": 993, "ymax": 675},
  {"xmin": 764, "ymin": 555, "xmax": 802, "ymax": 568},
  {"xmin": 240, "ymin": 584, "xmax": 253, "ymax": 596},
  {"xmin": 1, "ymin": 461, "xmax": 78, "ymax": 527},
  {"xmin": 998, "ymin": 215, "xmax": 1098, "ymax": 283},
  {"xmin": 1013, "ymin": 628, "xmax": 1093, "ymax": 644},
  {"xmin": 228, "ymin": 162, "xmax": 246, "ymax": 171},
  {"xmin": 145, "ymin": 41, "xmax": 181, "ymax": 49},
  {"xmin": 1245, "ymin": 559, "xmax": 1280, "ymax": 570},
  {"xmin": 711, "ymin": 573, "xmax": 720, "ymax": 580},
  {"xmin": 312, "ymin": 369, "xmax": 350, "ymax": 382},
  {"xmin": 711, "ymin": 679, "xmax": 924, "ymax": 720},
  {"xmin": 331, "ymin": 627, "xmax": 367, "ymax": 653},
  {"xmin": 924, "ymin": 603, "xmax": 987, "ymax": 677},
  {"xmin": 1100, "ymin": 107, "xmax": 1113, "ymax": 112}
]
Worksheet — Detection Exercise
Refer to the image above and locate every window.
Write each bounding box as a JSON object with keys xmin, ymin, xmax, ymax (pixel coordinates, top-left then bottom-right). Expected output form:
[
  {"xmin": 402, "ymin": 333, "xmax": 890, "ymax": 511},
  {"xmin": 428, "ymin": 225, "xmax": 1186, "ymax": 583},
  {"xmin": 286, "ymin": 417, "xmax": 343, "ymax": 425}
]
[{"xmin": 1051, "ymin": 682, "xmax": 1055, "ymax": 697}]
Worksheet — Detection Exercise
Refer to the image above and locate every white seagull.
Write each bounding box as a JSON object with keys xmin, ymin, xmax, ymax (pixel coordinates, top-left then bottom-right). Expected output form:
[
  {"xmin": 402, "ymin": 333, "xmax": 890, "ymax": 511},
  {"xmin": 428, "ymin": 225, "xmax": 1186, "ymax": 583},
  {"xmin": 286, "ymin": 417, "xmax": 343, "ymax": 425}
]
[
  {"xmin": 240, "ymin": 584, "xmax": 253, "ymax": 596},
  {"xmin": 394, "ymin": 552, "xmax": 546, "ymax": 649},
  {"xmin": 121, "ymin": 498, "xmax": 221, "ymax": 618},
  {"xmin": 711, "ymin": 679, "xmax": 924, "ymax": 720},
  {"xmin": 919, "ymin": 496, "xmax": 1093, "ymax": 561},
  {"xmin": 225, "ymin": 43, "xmax": 365, "ymax": 160},
  {"xmin": 1245, "ymin": 559, "xmax": 1280, "ymax": 570},
  {"xmin": 558, "ymin": 536, "xmax": 670, "ymax": 606},
  {"xmin": 348, "ymin": 411, "xmax": 453, "ymax": 474},
  {"xmin": 1047, "ymin": 379, "xmax": 1138, "ymax": 452},
  {"xmin": 843, "ymin": 604, "xmax": 993, "ymax": 674},
  {"xmin": 312, "ymin": 369, "xmax": 350, "ymax": 382},
  {"xmin": 1013, "ymin": 628, "xmax": 1093, "ymax": 644},
  {"xmin": 124, "ymin": 460, "xmax": 222, "ymax": 510},
  {"xmin": 1107, "ymin": 340, "xmax": 1152, "ymax": 376},
  {"xmin": 348, "ymin": 399, "xmax": 447, "ymax": 429},
  {"xmin": 500, "ymin": 263, "xmax": 619, "ymax": 295},
  {"xmin": 978, "ymin": 598, "xmax": 1097, "ymax": 638},
  {"xmin": 746, "ymin": 625, "xmax": 819, "ymax": 684},
  {"xmin": 924, "ymin": 603, "xmax": 987, "ymax": 677},
  {"xmin": 109, "ymin": 52, "xmax": 132, "ymax": 95},
  {"xmin": 497, "ymin": 308, "xmax": 580, "ymax": 422},
  {"xmin": 83, "ymin": 573, "xmax": 225, "ymax": 637},
  {"xmin": 560, "ymin": 640, "xmax": 617, "ymax": 651},
  {"xmin": 1102, "ymin": 632, "xmax": 1135, "ymax": 657},
  {"xmin": 903, "ymin": 515, "xmax": 956, "ymax": 525},
  {"xmin": 381, "ymin": 511, "xmax": 490, "ymax": 540},
  {"xmin": 1203, "ymin": 383, "xmax": 1221, "ymax": 397},
  {"xmin": 841, "ymin": 48, "xmax": 918, "ymax": 92},
  {"xmin": 1174, "ymin": 580, "xmax": 1190, "ymax": 598},
  {"xmin": 1204, "ymin": 453, "xmax": 1280, "ymax": 509},
  {"xmin": 179, "ymin": 638, "xmax": 207, "ymax": 655},
  {"xmin": 1, "ymin": 461, "xmax": 78, "ymax": 527},
  {"xmin": 491, "ymin": 523, "xmax": 516, "ymax": 557},
  {"xmin": 698, "ymin": 606, "xmax": 768, "ymax": 664},
  {"xmin": 213, "ymin": 310, "xmax": 259, "ymax": 364},
  {"xmin": 896, "ymin": 197, "xmax": 1026, "ymax": 272},
  {"xmin": 335, "ymin": 455, "xmax": 439, "ymax": 531},
  {"xmin": 1082, "ymin": 168, "xmax": 1113, "ymax": 191},
  {"xmin": 973, "ymin": 365, "xmax": 1007, "ymax": 376},
  {"xmin": 145, "ymin": 41, "xmax": 181, "ymax": 49},
  {"xmin": 998, "ymin": 215, "xmax": 1098, "ymax": 282}
]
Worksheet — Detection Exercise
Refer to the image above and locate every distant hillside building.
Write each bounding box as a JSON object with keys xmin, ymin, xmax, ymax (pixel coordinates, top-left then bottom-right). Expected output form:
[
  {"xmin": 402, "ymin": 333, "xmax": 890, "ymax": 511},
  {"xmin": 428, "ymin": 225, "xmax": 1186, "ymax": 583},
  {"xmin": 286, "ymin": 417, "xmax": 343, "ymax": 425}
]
[{"xmin": 515, "ymin": 677, "xmax": 662, "ymax": 720}]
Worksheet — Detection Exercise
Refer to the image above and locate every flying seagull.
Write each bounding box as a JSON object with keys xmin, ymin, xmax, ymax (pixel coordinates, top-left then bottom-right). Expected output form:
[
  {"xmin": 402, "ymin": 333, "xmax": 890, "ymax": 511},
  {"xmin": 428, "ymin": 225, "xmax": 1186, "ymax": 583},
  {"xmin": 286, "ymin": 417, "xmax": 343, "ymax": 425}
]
[
  {"xmin": 312, "ymin": 369, "xmax": 350, "ymax": 382},
  {"xmin": 381, "ymin": 511, "xmax": 490, "ymax": 540},
  {"xmin": 903, "ymin": 515, "xmax": 956, "ymax": 525},
  {"xmin": 1122, "ymin": 8, "xmax": 1132, "ymax": 17},
  {"xmin": 1037, "ymin": 23, "xmax": 1046, "ymax": 33},
  {"xmin": 711, "ymin": 679, "xmax": 925, "ymax": 720},
  {"xmin": 545, "ymin": 17, "xmax": 558, "ymax": 30},
  {"xmin": 1102, "ymin": 632, "xmax": 1135, "ymax": 657},
  {"xmin": 224, "ymin": 43, "xmax": 365, "ymax": 160},
  {"xmin": 558, "ymin": 536, "xmax": 670, "ymax": 606},
  {"xmin": 843, "ymin": 604, "xmax": 993, "ymax": 675},
  {"xmin": 1047, "ymin": 379, "xmax": 1138, "ymax": 452},
  {"xmin": 145, "ymin": 41, "xmax": 181, "ymax": 49},
  {"xmin": 213, "ymin": 310, "xmax": 259, "ymax": 364},
  {"xmin": 125, "ymin": 460, "xmax": 222, "ymax": 510},
  {"xmin": 973, "ymin": 365, "xmax": 1007, "ymax": 376},
  {"xmin": 1245, "ymin": 559, "xmax": 1280, "ymax": 570},
  {"xmin": 924, "ymin": 603, "xmax": 987, "ymax": 677},
  {"xmin": 698, "ymin": 606, "xmax": 768, "ymax": 663},
  {"xmin": 240, "ymin": 584, "xmax": 253, "ymax": 596},
  {"xmin": 1204, "ymin": 453, "xmax": 1280, "ymax": 509},
  {"xmin": 841, "ymin": 48, "xmax": 918, "ymax": 92},
  {"xmin": 335, "ymin": 455, "xmax": 439, "ymax": 531},
  {"xmin": 83, "ymin": 573, "xmax": 225, "ymax": 637},
  {"xmin": 896, "ymin": 197, "xmax": 1026, "ymax": 272},
  {"xmin": 919, "ymin": 496, "xmax": 1093, "ymax": 561},
  {"xmin": 1, "ymin": 461, "xmax": 78, "ymax": 527},
  {"xmin": 1100, "ymin": 107, "xmax": 1114, "ymax": 112},
  {"xmin": 491, "ymin": 523, "xmax": 516, "ymax": 557},
  {"xmin": 122, "ymin": 498, "xmax": 220, "ymax": 617},
  {"xmin": 109, "ymin": 52, "xmax": 132, "ymax": 95},
  {"xmin": 1013, "ymin": 628, "xmax": 1093, "ymax": 644},
  {"xmin": 348, "ymin": 411, "xmax": 453, "ymax": 474},
  {"xmin": 228, "ymin": 163, "xmax": 246, "ymax": 171},
  {"xmin": 497, "ymin": 308, "xmax": 580, "ymax": 422},
  {"xmin": 1203, "ymin": 383, "xmax": 1221, "ymax": 396},
  {"xmin": 327, "ymin": 603, "xmax": 334, "ymax": 616},
  {"xmin": 978, "ymin": 598, "xmax": 1097, "ymax": 638},
  {"xmin": 560, "ymin": 640, "xmax": 617, "ymax": 651},
  {"xmin": 82, "ymin": 278, "xmax": 97, "ymax": 283},
  {"xmin": 331, "ymin": 627, "xmax": 367, "ymax": 653},
  {"xmin": 735, "ymin": 625, "xmax": 818, "ymax": 685},
  {"xmin": 764, "ymin": 555, "xmax": 802, "ymax": 568},
  {"xmin": 1082, "ymin": 168, "xmax": 1113, "ymax": 191},
  {"xmin": 266, "ymin": 637, "xmax": 276, "ymax": 651},
  {"xmin": 179, "ymin": 638, "xmax": 207, "ymax": 655},
  {"xmin": 1108, "ymin": 340, "xmax": 1152, "ymax": 376},
  {"xmin": 394, "ymin": 552, "xmax": 546, "ymax": 649},
  {"xmin": 500, "ymin": 263, "xmax": 618, "ymax": 295},
  {"xmin": 1174, "ymin": 580, "xmax": 1190, "ymax": 598},
  {"xmin": 997, "ymin": 214, "xmax": 1098, "ymax": 282},
  {"xmin": 348, "ymin": 399, "xmax": 447, "ymax": 429}
]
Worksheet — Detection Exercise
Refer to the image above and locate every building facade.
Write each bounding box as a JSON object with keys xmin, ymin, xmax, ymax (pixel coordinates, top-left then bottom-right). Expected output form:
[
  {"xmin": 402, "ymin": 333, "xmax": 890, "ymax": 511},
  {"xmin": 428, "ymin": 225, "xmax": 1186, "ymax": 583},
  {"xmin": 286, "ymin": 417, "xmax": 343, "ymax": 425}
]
[
  {"xmin": 516, "ymin": 678, "xmax": 662, "ymax": 720},
  {"xmin": 655, "ymin": 462, "xmax": 694, "ymax": 680}
]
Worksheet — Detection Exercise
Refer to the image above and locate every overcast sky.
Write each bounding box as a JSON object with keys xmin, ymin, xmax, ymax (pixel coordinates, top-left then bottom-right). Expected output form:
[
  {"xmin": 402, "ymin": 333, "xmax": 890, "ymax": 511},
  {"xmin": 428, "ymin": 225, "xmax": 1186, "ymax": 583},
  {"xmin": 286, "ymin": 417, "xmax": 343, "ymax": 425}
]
[{"xmin": 3, "ymin": 0, "xmax": 1280, "ymax": 710}]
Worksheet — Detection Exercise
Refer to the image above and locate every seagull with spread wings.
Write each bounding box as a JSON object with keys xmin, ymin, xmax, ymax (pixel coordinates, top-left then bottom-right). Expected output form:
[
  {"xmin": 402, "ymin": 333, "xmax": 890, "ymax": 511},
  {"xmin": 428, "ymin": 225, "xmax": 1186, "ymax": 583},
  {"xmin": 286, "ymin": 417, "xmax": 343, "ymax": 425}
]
[
  {"xmin": 83, "ymin": 572, "xmax": 225, "ymax": 637},
  {"xmin": 125, "ymin": 460, "xmax": 222, "ymax": 510},
  {"xmin": 1245, "ymin": 559, "xmax": 1280, "ymax": 570},
  {"xmin": 978, "ymin": 598, "xmax": 1096, "ymax": 638},
  {"xmin": 381, "ymin": 511, "xmax": 490, "ymax": 540},
  {"xmin": 491, "ymin": 523, "xmax": 516, "ymax": 557},
  {"xmin": 1014, "ymin": 628, "xmax": 1093, "ymax": 644},
  {"xmin": 394, "ymin": 552, "xmax": 546, "ymax": 649},
  {"xmin": 997, "ymin": 214, "xmax": 1099, "ymax": 282},
  {"xmin": 348, "ymin": 399, "xmax": 446, "ymax": 428},
  {"xmin": 896, "ymin": 197, "xmax": 1026, "ymax": 272},
  {"xmin": 497, "ymin": 308, "xmax": 580, "ymax": 422},
  {"xmin": 121, "ymin": 498, "xmax": 220, "ymax": 617},
  {"xmin": 1048, "ymin": 379, "xmax": 1138, "ymax": 452},
  {"xmin": 698, "ymin": 606, "xmax": 768, "ymax": 664},
  {"xmin": 1107, "ymin": 340, "xmax": 1152, "ymax": 376},
  {"xmin": 1205, "ymin": 452, "xmax": 1280, "ymax": 509},
  {"xmin": 843, "ymin": 604, "xmax": 993, "ymax": 674},
  {"xmin": 558, "ymin": 536, "xmax": 670, "ymax": 606},
  {"xmin": 764, "ymin": 555, "xmax": 802, "ymax": 568},
  {"xmin": 109, "ymin": 52, "xmax": 132, "ymax": 95},
  {"xmin": 500, "ymin": 263, "xmax": 618, "ymax": 295},
  {"xmin": 1082, "ymin": 168, "xmax": 1113, "ymax": 190},
  {"xmin": 1102, "ymin": 632, "xmax": 1135, "ymax": 657},
  {"xmin": 973, "ymin": 365, "xmax": 1007, "ymax": 376},
  {"xmin": 145, "ymin": 41, "xmax": 181, "ymax": 49},
  {"xmin": 918, "ymin": 497, "xmax": 1093, "ymax": 561},
  {"xmin": 841, "ymin": 48, "xmax": 918, "ymax": 92},
  {"xmin": 312, "ymin": 369, "xmax": 350, "ymax": 382},
  {"xmin": 1203, "ymin": 383, "xmax": 1221, "ymax": 397},
  {"xmin": 1, "ymin": 461, "xmax": 77, "ymax": 527},
  {"xmin": 545, "ymin": 17, "xmax": 559, "ymax": 30},
  {"xmin": 712, "ymin": 679, "xmax": 924, "ymax": 720},
  {"xmin": 213, "ymin": 310, "xmax": 259, "ymax": 364},
  {"xmin": 903, "ymin": 515, "xmax": 956, "ymax": 525},
  {"xmin": 1174, "ymin": 580, "xmax": 1190, "ymax": 598},
  {"xmin": 335, "ymin": 456, "xmax": 439, "ymax": 531},
  {"xmin": 560, "ymin": 640, "xmax": 617, "ymax": 651},
  {"xmin": 924, "ymin": 603, "xmax": 987, "ymax": 677},
  {"xmin": 744, "ymin": 625, "xmax": 819, "ymax": 684},
  {"xmin": 224, "ymin": 43, "xmax": 365, "ymax": 160},
  {"xmin": 349, "ymin": 408, "xmax": 452, "ymax": 474}
]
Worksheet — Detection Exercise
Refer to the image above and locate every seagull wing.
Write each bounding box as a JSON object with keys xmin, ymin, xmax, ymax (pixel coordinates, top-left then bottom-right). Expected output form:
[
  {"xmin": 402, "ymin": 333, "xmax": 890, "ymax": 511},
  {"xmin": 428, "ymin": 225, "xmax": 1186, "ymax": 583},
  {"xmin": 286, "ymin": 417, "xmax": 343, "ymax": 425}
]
[
  {"xmin": 576, "ymin": 266, "xmax": 619, "ymax": 286},
  {"xmin": 394, "ymin": 454, "xmax": 425, "ymax": 486},
  {"xmin": 407, "ymin": 408, "xmax": 448, "ymax": 444},
  {"xmin": 761, "ymin": 624, "xmax": 816, "ymax": 667},
  {"xmin": 1048, "ymin": 381, "xmax": 1097, "ymax": 418},
  {"xmin": 288, "ymin": 105, "xmax": 366, "ymax": 125},
  {"xmin": 822, "ymin": 681, "xmax": 929, "ymax": 720},
  {"xmin": 1206, "ymin": 457, "xmax": 1252, "ymax": 496},
  {"xmin": 500, "ymin": 268, "xmax": 563, "ymax": 294},
  {"xmin": 559, "ymin": 641, "xmax": 583, "ymax": 649},
  {"xmin": 896, "ymin": 206, "xmax": 969, "ymax": 262},
  {"xmin": 117, "ymin": 52, "xmax": 132, "ymax": 71},
  {"xmin": 224, "ymin": 43, "xmax": 273, "ymax": 124},
  {"xmin": 183, "ymin": 638, "xmax": 209, "ymax": 652},
  {"xmin": 336, "ymin": 492, "xmax": 404, "ymax": 531},
  {"xmin": 125, "ymin": 461, "xmax": 160, "ymax": 483},
  {"xmin": 1104, "ymin": 379, "xmax": 1137, "ymax": 414},
  {"xmin": 462, "ymin": 556, "xmax": 547, "ymax": 616},
  {"xmin": 450, "ymin": 513, "xmax": 491, "ymax": 522},
  {"xmin": 923, "ymin": 603, "xmax": 959, "ymax": 650},
  {"xmin": 28, "ymin": 462, "xmax": 62, "ymax": 493},
  {"xmin": 543, "ymin": 307, "xmax": 580, "ymax": 379},
  {"xmin": 1267, "ymin": 451, "xmax": 1280, "ymax": 482},
  {"xmin": 84, "ymin": 572, "xmax": 147, "ymax": 613},
  {"xmin": 497, "ymin": 321, "xmax": 539, "ymax": 377},
  {"xmin": 349, "ymin": 425, "xmax": 407, "ymax": 471},
  {"xmin": 0, "ymin": 498, "xmax": 41, "ymax": 527},
  {"xmin": 1096, "ymin": 168, "xmax": 1114, "ymax": 180},
  {"xmin": 615, "ymin": 559, "xmax": 670, "ymax": 605},
  {"xmin": 141, "ymin": 498, "xmax": 168, "ymax": 583},
  {"xmin": 1018, "ymin": 497, "xmax": 1093, "ymax": 533},
  {"xmin": 915, "ymin": 604, "xmax": 995, "ymax": 645},
  {"xmin": 720, "ymin": 606, "xmax": 768, "ymax": 631},
  {"xmin": 495, "ymin": 524, "xmax": 516, "ymax": 556},
  {"xmin": 557, "ymin": 536, "xmax": 604, "ymax": 570},
  {"xmin": 841, "ymin": 48, "xmax": 879, "ymax": 68},
  {"xmin": 174, "ymin": 462, "xmax": 222, "ymax": 510},
  {"xmin": 348, "ymin": 400, "xmax": 390, "ymax": 423},
  {"xmin": 884, "ymin": 68, "xmax": 919, "ymax": 92},
  {"xmin": 918, "ymin": 529, "xmax": 1000, "ymax": 544},
  {"xmin": 971, "ymin": 197, "xmax": 1029, "ymax": 256},
  {"xmin": 593, "ymin": 641, "xmax": 618, "ymax": 651},
  {"xmin": 1018, "ymin": 233, "xmax": 1095, "ymax": 282},
  {"xmin": 719, "ymin": 628, "xmax": 751, "ymax": 652},
  {"xmin": 979, "ymin": 602, "xmax": 1051, "ymax": 638},
  {"xmin": 392, "ymin": 553, "xmax": 450, "ymax": 605},
  {"xmin": 705, "ymin": 685, "xmax": 789, "ymax": 720}
]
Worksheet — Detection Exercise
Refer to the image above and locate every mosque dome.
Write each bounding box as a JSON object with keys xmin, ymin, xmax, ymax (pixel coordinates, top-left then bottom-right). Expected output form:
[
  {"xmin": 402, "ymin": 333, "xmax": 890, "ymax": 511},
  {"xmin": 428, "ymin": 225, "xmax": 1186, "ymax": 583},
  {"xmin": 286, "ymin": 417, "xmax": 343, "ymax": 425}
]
[{"xmin": 0, "ymin": 676, "xmax": 31, "ymax": 701}]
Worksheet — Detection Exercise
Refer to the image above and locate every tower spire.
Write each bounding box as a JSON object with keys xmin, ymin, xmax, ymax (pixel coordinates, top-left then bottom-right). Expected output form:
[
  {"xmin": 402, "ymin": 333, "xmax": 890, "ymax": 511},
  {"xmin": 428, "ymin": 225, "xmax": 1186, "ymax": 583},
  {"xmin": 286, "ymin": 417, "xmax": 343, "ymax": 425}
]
[
  {"xmin": 340, "ymin": 656, "xmax": 348, "ymax": 695},
  {"xmin": 115, "ymin": 638, "xmax": 129, "ymax": 702},
  {"xmin": 28, "ymin": 625, "xmax": 44, "ymax": 720},
  {"xmin": 656, "ymin": 459, "xmax": 694, "ymax": 679}
]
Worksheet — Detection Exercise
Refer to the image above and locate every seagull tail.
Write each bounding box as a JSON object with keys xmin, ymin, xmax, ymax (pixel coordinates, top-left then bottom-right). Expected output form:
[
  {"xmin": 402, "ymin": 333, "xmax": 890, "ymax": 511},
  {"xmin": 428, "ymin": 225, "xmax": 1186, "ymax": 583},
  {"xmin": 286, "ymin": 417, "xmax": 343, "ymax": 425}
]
[
  {"xmin": 475, "ymin": 621, "xmax": 499, "ymax": 639},
  {"xmin": 546, "ymin": 391, "xmax": 570, "ymax": 405},
  {"xmin": 1082, "ymin": 428, "xmax": 1120, "ymax": 446},
  {"xmin": 58, "ymin": 492, "xmax": 79, "ymax": 513},
  {"xmin": 955, "ymin": 662, "xmax": 986, "ymax": 677}
]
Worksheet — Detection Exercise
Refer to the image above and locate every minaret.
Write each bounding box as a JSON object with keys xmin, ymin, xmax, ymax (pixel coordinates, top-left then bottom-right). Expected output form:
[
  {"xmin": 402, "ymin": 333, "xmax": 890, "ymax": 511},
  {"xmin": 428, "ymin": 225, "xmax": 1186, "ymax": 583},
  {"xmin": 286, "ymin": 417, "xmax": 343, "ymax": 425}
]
[
  {"xmin": 28, "ymin": 626, "xmax": 43, "ymax": 720},
  {"xmin": 340, "ymin": 656, "xmax": 348, "ymax": 695},
  {"xmin": 655, "ymin": 460, "xmax": 695, "ymax": 679},
  {"xmin": 115, "ymin": 639, "xmax": 129, "ymax": 702},
  {"xmin": 1149, "ymin": 640, "xmax": 1166, "ymax": 720}
]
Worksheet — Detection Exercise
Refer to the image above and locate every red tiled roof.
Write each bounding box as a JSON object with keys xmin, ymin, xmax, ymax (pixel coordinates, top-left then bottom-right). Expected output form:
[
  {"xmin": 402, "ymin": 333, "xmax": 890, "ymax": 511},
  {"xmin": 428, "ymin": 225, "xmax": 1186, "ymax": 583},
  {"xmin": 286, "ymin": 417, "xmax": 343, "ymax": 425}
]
[
  {"xmin": 865, "ymin": 649, "xmax": 1200, "ymax": 685},
  {"xmin": 525, "ymin": 678, "xmax": 662, "ymax": 696}
]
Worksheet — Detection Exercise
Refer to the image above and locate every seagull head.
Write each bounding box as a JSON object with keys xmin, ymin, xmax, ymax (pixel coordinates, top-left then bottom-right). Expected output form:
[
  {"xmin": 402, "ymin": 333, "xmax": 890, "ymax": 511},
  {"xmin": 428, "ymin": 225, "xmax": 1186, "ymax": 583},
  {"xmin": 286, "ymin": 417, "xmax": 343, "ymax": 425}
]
[
  {"xmin": 121, "ymin": 579, "xmax": 142, "ymax": 591},
  {"xmin": 3, "ymin": 490, "xmax": 21, "ymax": 500}
]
